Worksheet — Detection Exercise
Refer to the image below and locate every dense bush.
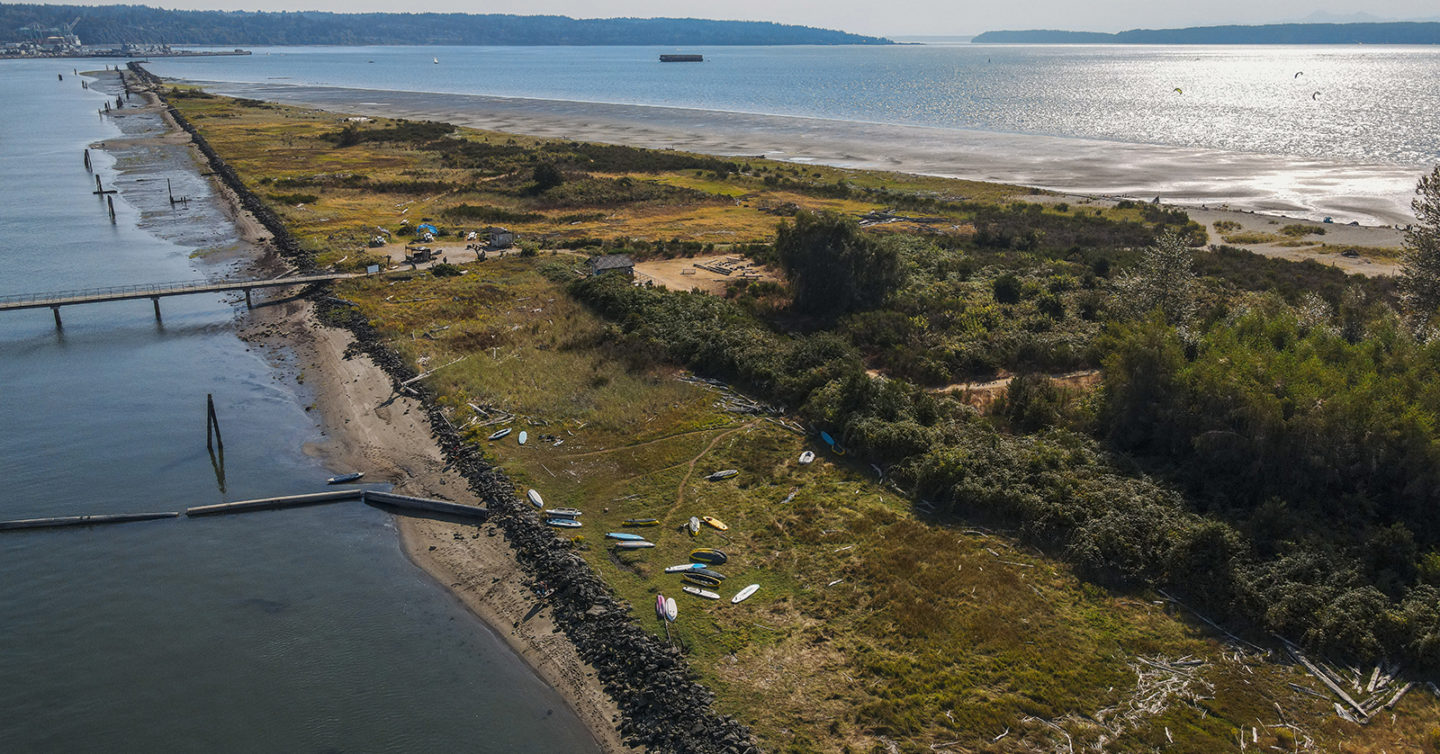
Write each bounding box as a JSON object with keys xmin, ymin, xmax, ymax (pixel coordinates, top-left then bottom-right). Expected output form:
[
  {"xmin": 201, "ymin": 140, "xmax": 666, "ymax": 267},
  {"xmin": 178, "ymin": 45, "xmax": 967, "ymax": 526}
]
[{"xmin": 775, "ymin": 210, "xmax": 901, "ymax": 317}]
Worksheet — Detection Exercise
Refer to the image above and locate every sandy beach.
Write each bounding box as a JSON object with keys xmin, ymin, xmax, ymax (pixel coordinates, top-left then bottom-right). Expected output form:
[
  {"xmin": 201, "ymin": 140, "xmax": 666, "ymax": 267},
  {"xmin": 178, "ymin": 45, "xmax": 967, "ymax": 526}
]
[
  {"xmin": 182, "ymin": 80, "xmax": 1426, "ymax": 228},
  {"xmin": 110, "ymin": 72, "xmax": 631, "ymax": 753}
]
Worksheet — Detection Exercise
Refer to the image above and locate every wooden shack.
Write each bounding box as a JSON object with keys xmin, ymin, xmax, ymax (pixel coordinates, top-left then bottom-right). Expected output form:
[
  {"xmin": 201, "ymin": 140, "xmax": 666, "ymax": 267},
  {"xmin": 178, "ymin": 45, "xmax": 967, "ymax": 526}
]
[{"xmin": 587, "ymin": 253, "xmax": 635, "ymax": 277}]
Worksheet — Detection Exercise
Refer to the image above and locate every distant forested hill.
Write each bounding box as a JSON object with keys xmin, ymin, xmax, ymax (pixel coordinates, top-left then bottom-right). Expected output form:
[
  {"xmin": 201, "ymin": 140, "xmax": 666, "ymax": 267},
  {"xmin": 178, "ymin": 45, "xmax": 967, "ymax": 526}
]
[
  {"xmin": 0, "ymin": 4, "xmax": 892, "ymax": 46},
  {"xmin": 973, "ymin": 22, "xmax": 1440, "ymax": 44}
]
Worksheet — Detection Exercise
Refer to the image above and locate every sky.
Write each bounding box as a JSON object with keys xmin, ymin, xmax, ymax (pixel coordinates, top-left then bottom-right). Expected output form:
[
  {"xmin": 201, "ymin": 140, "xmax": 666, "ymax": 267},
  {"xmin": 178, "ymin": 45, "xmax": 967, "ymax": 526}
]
[{"xmin": 31, "ymin": 0, "xmax": 1440, "ymax": 37}]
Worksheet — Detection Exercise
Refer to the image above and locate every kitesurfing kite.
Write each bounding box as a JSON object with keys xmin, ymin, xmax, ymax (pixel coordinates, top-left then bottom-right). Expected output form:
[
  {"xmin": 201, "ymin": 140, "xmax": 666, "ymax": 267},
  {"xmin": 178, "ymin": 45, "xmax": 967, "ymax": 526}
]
[
  {"xmin": 1173, "ymin": 87, "xmax": 1183, "ymax": 94},
  {"xmin": 1294, "ymin": 71, "xmax": 1304, "ymax": 78}
]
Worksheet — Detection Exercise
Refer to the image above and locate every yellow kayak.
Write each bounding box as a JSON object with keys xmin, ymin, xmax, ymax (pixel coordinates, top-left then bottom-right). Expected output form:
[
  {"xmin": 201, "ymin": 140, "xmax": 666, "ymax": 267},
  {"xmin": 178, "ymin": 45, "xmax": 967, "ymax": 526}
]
[{"xmin": 702, "ymin": 515, "xmax": 728, "ymax": 531}]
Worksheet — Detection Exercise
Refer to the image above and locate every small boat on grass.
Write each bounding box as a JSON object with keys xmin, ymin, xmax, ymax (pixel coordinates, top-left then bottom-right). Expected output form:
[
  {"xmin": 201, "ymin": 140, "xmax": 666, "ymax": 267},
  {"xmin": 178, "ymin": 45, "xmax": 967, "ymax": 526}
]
[
  {"xmin": 799, "ymin": 450, "xmax": 815, "ymax": 465},
  {"xmin": 624, "ymin": 518, "xmax": 660, "ymax": 527},
  {"xmin": 664, "ymin": 563, "xmax": 707, "ymax": 573},
  {"xmin": 616, "ymin": 541, "xmax": 655, "ymax": 550},
  {"xmin": 665, "ymin": 597, "xmax": 678, "ymax": 621},
  {"xmin": 488, "ymin": 427, "xmax": 512, "ymax": 441},
  {"xmin": 731, "ymin": 584, "xmax": 759, "ymax": 604},
  {"xmin": 689, "ymin": 548, "xmax": 727, "ymax": 565},
  {"xmin": 702, "ymin": 516, "xmax": 728, "ymax": 531},
  {"xmin": 681, "ymin": 586, "xmax": 720, "ymax": 600},
  {"xmin": 546, "ymin": 518, "xmax": 582, "ymax": 528},
  {"xmin": 706, "ymin": 469, "xmax": 738, "ymax": 481},
  {"xmin": 327, "ymin": 472, "xmax": 364, "ymax": 484},
  {"xmin": 547, "ymin": 507, "xmax": 583, "ymax": 518},
  {"xmin": 518, "ymin": 431, "xmax": 528, "ymax": 445},
  {"xmin": 693, "ymin": 568, "xmax": 726, "ymax": 581},
  {"xmin": 526, "ymin": 489, "xmax": 544, "ymax": 508},
  {"xmin": 682, "ymin": 573, "xmax": 722, "ymax": 588},
  {"xmin": 606, "ymin": 532, "xmax": 647, "ymax": 541},
  {"xmin": 688, "ymin": 516, "xmax": 701, "ymax": 537}
]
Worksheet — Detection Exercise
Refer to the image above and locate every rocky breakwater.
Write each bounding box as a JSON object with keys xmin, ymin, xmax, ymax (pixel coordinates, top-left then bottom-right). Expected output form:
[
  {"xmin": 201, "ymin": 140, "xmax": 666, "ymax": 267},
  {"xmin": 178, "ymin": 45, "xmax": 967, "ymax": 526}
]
[{"xmin": 320, "ymin": 298, "xmax": 760, "ymax": 753}]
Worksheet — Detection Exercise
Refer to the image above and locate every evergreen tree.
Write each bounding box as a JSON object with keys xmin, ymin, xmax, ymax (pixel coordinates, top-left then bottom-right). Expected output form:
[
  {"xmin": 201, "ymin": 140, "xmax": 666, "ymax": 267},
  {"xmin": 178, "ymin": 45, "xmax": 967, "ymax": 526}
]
[
  {"xmin": 1400, "ymin": 166, "xmax": 1440, "ymax": 337},
  {"xmin": 1115, "ymin": 229, "xmax": 1197, "ymax": 334}
]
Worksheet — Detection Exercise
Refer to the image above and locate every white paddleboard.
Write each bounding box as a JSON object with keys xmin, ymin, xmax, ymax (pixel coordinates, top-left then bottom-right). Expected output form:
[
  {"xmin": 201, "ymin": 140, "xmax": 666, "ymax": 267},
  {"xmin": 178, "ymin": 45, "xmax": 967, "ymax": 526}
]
[
  {"xmin": 664, "ymin": 564, "xmax": 705, "ymax": 573},
  {"xmin": 526, "ymin": 489, "xmax": 544, "ymax": 508},
  {"xmin": 731, "ymin": 584, "xmax": 760, "ymax": 604},
  {"xmin": 518, "ymin": 430, "xmax": 528, "ymax": 445},
  {"xmin": 665, "ymin": 597, "xmax": 678, "ymax": 621},
  {"xmin": 681, "ymin": 586, "xmax": 720, "ymax": 600}
]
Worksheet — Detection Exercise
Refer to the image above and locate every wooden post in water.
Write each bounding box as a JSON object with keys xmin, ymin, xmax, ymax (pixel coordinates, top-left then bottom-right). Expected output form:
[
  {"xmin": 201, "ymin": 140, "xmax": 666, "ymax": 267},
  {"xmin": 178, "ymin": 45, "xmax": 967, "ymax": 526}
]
[
  {"xmin": 83, "ymin": 148, "xmax": 91, "ymax": 172},
  {"xmin": 51, "ymin": 306, "xmax": 62, "ymax": 329},
  {"xmin": 244, "ymin": 289, "xmax": 253, "ymax": 309},
  {"xmin": 107, "ymin": 196, "xmax": 116, "ymax": 223},
  {"xmin": 206, "ymin": 394, "xmax": 223, "ymax": 452},
  {"xmin": 151, "ymin": 296, "xmax": 161, "ymax": 321}
]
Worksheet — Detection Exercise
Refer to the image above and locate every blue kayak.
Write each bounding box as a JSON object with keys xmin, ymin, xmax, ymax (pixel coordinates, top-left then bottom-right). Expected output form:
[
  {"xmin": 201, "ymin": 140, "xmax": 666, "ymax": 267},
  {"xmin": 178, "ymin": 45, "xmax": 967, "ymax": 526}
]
[
  {"xmin": 820, "ymin": 431, "xmax": 836, "ymax": 447},
  {"xmin": 606, "ymin": 532, "xmax": 647, "ymax": 541}
]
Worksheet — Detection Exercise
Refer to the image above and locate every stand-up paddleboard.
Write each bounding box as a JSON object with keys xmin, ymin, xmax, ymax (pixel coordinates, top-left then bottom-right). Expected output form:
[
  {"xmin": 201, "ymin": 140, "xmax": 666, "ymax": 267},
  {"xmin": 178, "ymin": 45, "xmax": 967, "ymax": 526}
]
[
  {"xmin": 488, "ymin": 427, "xmax": 511, "ymax": 441},
  {"xmin": 682, "ymin": 573, "xmax": 722, "ymax": 588},
  {"xmin": 665, "ymin": 597, "xmax": 678, "ymax": 621},
  {"xmin": 547, "ymin": 507, "xmax": 582, "ymax": 518},
  {"xmin": 624, "ymin": 518, "xmax": 659, "ymax": 527},
  {"xmin": 546, "ymin": 518, "xmax": 582, "ymax": 528},
  {"xmin": 606, "ymin": 532, "xmax": 647, "ymax": 541},
  {"xmin": 702, "ymin": 516, "xmax": 728, "ymax": 531},
  {"xmin": 681, "ymin": 586, "xmax": 720, "ymax": 600},
  {"xmin": 518, "ymin": 430, "xmax": 528, "ymax": 445},
  {"xmin": 689, "ymin": 548, "xmax": 727, "ymax": 565},
  {"xmin": 664, "ymin": 563, "xmax": 706, "ymax": 573},
  {"xmin": 327, "ymin": 472, "xmax": 364, "ymax": 484},
  {"xmin": 706, "ymin": 469, "xmax": 738, "ymax": 481},
  {"xmin": 656, "ymin": 594, "xmax": 667, "ymax": 620},
  {"xmin": 616, "ymin": 541, "xmax": 655, "ymax": 550},
  {"xmin": 526, "ymin": 489, "xmax": 544, "ymax": 508},
  {"xmin": 731, "ymin": 584, "xmax": 759, "ymax": 604}
]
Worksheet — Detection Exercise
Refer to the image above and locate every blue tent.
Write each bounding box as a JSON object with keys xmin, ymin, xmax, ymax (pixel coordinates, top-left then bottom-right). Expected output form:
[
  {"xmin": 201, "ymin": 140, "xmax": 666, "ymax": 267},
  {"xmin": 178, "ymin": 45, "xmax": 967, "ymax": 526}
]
[{"xmin": 416, "ymin": 223, "xmax": 438, "ymax": 235}]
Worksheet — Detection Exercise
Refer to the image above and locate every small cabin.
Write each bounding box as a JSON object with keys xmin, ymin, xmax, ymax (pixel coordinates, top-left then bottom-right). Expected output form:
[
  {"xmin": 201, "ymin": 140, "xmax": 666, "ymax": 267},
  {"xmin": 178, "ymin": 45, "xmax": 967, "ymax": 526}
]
[
  {"xmin": 588, "ymin": 254, "xmax": 635, "ymax": 277},
  {"xmin": 485, "ymin": 227, "xmax": 515, "ymax": 249}
]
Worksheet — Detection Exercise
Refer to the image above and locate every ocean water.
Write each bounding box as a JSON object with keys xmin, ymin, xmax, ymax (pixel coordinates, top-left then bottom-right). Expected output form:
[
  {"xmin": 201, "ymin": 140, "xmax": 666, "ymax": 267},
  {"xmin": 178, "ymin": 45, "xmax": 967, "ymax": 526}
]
[
  {"xmin": 148, "ymin": 44, "xmax": 1440, "ymax": 167},
  {"xmin": 0, "ymin": 60, "xmax": 597, "ymax": 752}
]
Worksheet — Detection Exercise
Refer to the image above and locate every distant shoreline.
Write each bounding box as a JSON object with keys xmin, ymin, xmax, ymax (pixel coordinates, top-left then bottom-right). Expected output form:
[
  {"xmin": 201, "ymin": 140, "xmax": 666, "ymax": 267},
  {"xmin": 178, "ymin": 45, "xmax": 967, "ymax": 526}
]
[{"xmin": 974, "ymin": 21, "xmax": 1440, "ymax": 45}]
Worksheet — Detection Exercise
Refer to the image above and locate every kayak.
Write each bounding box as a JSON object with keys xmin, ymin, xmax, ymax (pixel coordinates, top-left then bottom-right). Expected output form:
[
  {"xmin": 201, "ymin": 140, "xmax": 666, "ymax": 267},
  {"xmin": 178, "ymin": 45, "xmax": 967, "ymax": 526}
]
[
  {"xmin": 731, "ymin": 584, "xmax": 760, "ymax": 604},
  {"xmin": 706, "ymin": 469, "xmax": 738, "ymax": 481},
  {"xmin": 798, "ymin": 450, "xmax": 815, "ymax": 465},
  {"xmin": 692, "ymin": 568, "xmax": 726, "ymax": 581},
  {"xmin": 606, "ymin": 532, "xmax": 647, "ymax": 541},
  {"xmin": 702, "ymin": 516, "xmax": 728, "ymax": 531},
  {"xmin": 655, "ymin": 594, "xmax": 667, "ymax": 620},
  {"xmin": 624, "ymin": 518, "xmax": 660, "ymax": 527},
  {"xmin": 546, "ymin": 518, "xmax": 582, "ymax": 528},
  {"xmin": 616, "ymin": 541, "xmax": 655, "ymax": 550},
  {"xmin": 688, "ymin": 548, "xmax": 728, "ymax": 565},
  {"xmin": 820, "ymin": 431, "xmax": 836, "ymax": 447},
  {"xmin": 526, "ymin": 489, "xmax": 544, "ymax": 508},
  {"xmin": 681, "ymin": 586, "xmax": 720, "ymax": 600},
  {"xmin": 327, "ymin": 472, "xmax": 364, "ymax": 484},
  {"xmin": 664, "ymin": 564, "xmax": 707, "ymax": 573},
  {"xmin": 488, "ymin": 427, "xmax": 511, "ymax": 441},
  {"xmin": 547, "ymin": 507, "xmax": 583, "ymax": 518}
]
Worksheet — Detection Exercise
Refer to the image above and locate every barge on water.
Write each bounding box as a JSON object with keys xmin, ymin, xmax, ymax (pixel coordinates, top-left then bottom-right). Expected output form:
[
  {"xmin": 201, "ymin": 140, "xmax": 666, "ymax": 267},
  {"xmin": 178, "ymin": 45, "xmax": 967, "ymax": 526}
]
[{"xmin": 659, "ymin": 54, "xmax": 703, "ymax": 62}]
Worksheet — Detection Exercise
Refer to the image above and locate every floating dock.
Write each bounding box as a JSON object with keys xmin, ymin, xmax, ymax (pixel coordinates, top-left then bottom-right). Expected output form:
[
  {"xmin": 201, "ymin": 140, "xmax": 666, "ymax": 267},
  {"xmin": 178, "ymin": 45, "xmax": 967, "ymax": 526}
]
[
  {"xmin": 186, "ymin": 490, "xmax": 363, "ymax": 517},
  {"xmin": 363, "ymin": 490, "xmax": 489, "ymax": 519},
  {"xmin": 0, "ymin": 511, "xmax": 179, "ymax": 531}
]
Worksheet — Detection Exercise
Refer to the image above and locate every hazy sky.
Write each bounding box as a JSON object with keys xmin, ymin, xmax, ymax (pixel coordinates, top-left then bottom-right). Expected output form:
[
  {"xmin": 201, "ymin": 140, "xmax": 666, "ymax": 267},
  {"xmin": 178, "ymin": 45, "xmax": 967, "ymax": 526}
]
[{"xmin": 40, "ymin": 0, "xmax": 1440, "ymax": 37}]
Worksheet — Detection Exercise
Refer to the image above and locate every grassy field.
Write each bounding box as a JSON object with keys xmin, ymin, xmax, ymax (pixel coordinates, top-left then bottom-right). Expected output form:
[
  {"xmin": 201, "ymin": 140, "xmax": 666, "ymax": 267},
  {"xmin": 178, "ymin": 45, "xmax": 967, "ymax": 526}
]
[{"xmin": 174, "ymin": 90, "xmax": 1440, "ymax": 753}]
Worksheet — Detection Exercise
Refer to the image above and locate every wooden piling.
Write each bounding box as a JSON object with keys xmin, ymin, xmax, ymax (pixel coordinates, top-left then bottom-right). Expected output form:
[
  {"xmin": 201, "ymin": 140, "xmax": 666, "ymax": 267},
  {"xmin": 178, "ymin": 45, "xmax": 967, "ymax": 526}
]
[
  {"xmin": 151, "ymin": 296, "xmax": 160, "ymax": 321},
  {"xmin": 107, "ymin": 196, "xmax": 116, "ymax": 223},
  {"xmin": 206, "ymin": 394, "xmax": 223, "ymax": 451},
  {"xmin": 244, "ymin": 289, "xmax": 252, "ymax": 309},
  {"xmin": 51, "ymin": 306, "xmax": 61, "ymax": 329},
  {"xmin": 83, "ymin": 148, "xmax": 92, "ymax": 171}
]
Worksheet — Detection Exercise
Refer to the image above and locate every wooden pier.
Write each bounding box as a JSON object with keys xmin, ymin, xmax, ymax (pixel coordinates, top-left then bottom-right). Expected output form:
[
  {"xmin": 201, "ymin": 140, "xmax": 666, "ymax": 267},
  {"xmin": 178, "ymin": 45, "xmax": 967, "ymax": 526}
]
[{"xmin": 0, "ymin": 272, "xmax": 358, "ymax": 327}]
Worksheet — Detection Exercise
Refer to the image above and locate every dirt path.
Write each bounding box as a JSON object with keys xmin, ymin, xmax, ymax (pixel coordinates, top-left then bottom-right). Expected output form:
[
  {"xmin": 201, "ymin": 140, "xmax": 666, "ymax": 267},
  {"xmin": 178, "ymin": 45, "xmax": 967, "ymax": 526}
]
[
  {"xmin": 563, "ymin": 424, "xmax": 734, "ymax": 460},
  {"xmin": 667, "ymin": 421, "xmax": 757, "ymax": 515}
]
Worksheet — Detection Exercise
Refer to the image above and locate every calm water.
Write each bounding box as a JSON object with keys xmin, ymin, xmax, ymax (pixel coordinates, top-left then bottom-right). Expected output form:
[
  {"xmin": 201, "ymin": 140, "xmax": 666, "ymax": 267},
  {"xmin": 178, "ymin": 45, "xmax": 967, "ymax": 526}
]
[
  {"xmin": 148, "ymin": 44, "xmax": 1440, "ymax": 167},
  {"xmin": 0, "ymin": 61, "xmax": 597, "ymax": 752}
]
